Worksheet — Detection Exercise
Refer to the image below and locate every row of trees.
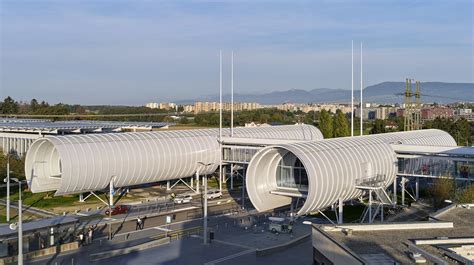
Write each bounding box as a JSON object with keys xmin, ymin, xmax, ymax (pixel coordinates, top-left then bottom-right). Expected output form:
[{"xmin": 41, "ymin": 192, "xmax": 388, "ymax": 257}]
[
  {"xmin": 0, "ymin": 97, "xmax": 71, "ymax": 115},
  {"xmin": 318, "ymin": 109, "xmax": 350, "ymax": 138},
  {"xmin": 425, "ymin": 117, "xmax": 472, "ymax": 146}
]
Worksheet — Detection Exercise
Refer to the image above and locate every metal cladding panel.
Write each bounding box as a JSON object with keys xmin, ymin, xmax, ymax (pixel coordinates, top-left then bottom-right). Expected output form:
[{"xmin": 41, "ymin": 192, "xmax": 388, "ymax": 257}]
[
  {"xmin": 246, "ymin": 129, "xmax": 456, "ymax": 215},
  {"xmin": 25, "ymin": 124, "xmax": 323, "ymax": 195}
]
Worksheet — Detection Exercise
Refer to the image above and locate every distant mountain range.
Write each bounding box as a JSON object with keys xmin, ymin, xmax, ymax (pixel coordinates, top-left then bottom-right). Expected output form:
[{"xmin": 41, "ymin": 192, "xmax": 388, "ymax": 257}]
[{"xmin": 176, "ymin": 82, "xmax": 473, "ymax": 105}]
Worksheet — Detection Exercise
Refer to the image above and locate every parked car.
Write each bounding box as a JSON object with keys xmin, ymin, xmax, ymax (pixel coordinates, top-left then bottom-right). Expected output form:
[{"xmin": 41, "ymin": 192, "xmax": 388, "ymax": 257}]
[
  {"xmin": 269, "ymin": 222, "xmax": 293, "ymax": 234},
  {"xmin": 173, "ymin": 194, "xmax": 193, "ymax": 204},
  {"xmin": 104, "ymin": 205, "xmax": 130, "ymax": 216},
  {"xmin": 206, "ymin": 189, "xmax": 223, "ymax": 200}
]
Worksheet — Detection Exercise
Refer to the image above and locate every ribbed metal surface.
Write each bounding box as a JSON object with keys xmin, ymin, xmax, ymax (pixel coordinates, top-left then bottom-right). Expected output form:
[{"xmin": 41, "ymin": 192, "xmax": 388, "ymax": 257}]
[
  {"xmin": 26, "ymin": 124, "xmax": 323, "ymax": 195},
  {"xmin": 246, "ymin": 129, "xmax": 456, "ymax": 215}
]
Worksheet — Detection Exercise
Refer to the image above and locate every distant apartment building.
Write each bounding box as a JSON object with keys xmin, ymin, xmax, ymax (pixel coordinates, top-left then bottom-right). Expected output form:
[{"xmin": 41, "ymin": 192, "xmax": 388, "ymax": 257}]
[
  {"xmin": 421, "ymin": 107, "xmax": 454, "ymax": 120},
  {"xmin": 145, "ymin": 102, "xmax": 159, "ymax": 109},
  {"xmin": 183, "ymin": 105, "xmax": 195, "ymax": 113},
  {"xmin": 145, "ymin": 102, "xmax": 176, "ymax": 110},
  {"xmin": 376, "ymin": 107, "xmax": 398, "ymax": 120},
  {"xmin": 194, "ymin": 101, "xmax": 259, "ymax": 113}
]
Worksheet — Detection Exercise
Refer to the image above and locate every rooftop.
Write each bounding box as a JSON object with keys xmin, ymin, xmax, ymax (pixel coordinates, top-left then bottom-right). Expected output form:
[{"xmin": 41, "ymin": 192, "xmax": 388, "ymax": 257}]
[
  {"xmin": 0, "ymin": 118, "xmax": 173, "ymax": 134},
  {"xmin": 318, "ymin": 206, "xmax": 474, "ymax": 264}
]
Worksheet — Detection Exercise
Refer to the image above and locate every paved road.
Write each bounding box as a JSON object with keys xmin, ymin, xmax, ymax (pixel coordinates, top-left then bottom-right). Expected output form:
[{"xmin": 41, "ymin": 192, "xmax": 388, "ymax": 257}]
[{"xmin": 27, "ymin": 212, "xmax": 312, "ymax": 265}]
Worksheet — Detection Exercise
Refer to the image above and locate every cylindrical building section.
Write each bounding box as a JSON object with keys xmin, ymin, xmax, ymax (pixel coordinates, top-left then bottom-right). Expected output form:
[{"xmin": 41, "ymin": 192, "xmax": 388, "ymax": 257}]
[
  {"xmin": 246, "ymin": 129, "xmax": 456, "ymax": 215},
  {"xmin": 26, "ymin": 124, "xmax": 323, "ymax": 195}
]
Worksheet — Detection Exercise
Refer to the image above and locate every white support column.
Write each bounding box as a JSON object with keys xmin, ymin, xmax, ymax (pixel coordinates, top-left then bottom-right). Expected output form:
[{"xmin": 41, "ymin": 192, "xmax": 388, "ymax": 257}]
[
  {"xmin": 166, "ymin": 180, "xmax": 170, "ymax": 191},
  {"xmin": 401, "ymin": 177, "xmax": 406, "ymax": 206},
  {"xmin": 338, "ymin": 198, "xmax": 343, "ymax": 224},
  {"xmin": 368, "ymin": 190, "xmax": 372, "ymax": 224},
  {"xmin": 109, "ymin": 178, "xmax": 114, "ymax": 207},
  {"xmin": 241, "ymin": 167, "xmax": 246, "ymax": 210},
  {"xmin": 203, "ymin": 173, "xmax": 208, "ymax": 245},
  {"xmin": 415, "ymin": 177, "xmax": 419, "ymax": 200},
  {"xmin": 230, "ymin": 164, "xmax": 234, "ymax": 190},
  {"xmin": 191, "ymin": 176, "xmax": 194, "ymax": 188},
  {"xmin": 380, "ymin": 204, "xmax": 384, "ymax": 222},
  {"xmin": 195, "ymin": 171, "xmax": 200, "ymax": 194},
  {"xmin": 6, "ymin": 160, "xmax": 10, "ymax": 222},
  {"xmin": 393, "ymin": 177, "xmax": 397, "ymax": 207},
  {"xmin": 79, "ymin": 193, "xmax": 84, "ymax": 203},
  {"xmin": 222, "ymin": 165, "xmax": 226, "ymax": 184}
]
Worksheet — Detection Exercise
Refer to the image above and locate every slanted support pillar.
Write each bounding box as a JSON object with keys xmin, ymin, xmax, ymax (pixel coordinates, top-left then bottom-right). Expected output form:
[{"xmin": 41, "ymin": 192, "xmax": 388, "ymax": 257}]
[{"xmin": 338, "ymin": 198, "xmax": 343, "ymax": 224}]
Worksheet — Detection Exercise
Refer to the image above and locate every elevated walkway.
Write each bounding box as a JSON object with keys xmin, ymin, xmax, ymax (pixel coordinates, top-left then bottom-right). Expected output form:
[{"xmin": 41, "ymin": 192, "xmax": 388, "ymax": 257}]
[{"xmin": 392, "ymin": 144, "xmax": 474, "ymax": 181}]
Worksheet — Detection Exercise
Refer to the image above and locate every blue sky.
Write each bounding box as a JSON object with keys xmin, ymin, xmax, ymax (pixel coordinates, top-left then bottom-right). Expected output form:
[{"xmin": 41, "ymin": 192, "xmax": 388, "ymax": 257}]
[{"xmin": 1, "ymin": 0, "xmax": 473, "ymax": 105}]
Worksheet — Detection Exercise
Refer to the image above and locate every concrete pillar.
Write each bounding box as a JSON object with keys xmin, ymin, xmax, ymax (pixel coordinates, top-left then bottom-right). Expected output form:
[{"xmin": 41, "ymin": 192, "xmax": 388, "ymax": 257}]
[
  {"xmin": 191, "ymin": 176, "xmax": 194, "ymax": 188},
  {"xmin": 166, "ymin": 180, "xmax": 171, "ymax": 191}
]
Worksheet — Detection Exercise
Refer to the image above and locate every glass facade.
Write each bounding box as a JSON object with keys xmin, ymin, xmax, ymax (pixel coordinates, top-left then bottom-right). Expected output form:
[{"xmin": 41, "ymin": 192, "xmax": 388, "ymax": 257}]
[
  {"xmin": 397, "ymin": 157, "xmax": 473, "ymax": 179},
  {"xmin": 276, "ymin": 153, "xmax": 308, "ymax": 190}
]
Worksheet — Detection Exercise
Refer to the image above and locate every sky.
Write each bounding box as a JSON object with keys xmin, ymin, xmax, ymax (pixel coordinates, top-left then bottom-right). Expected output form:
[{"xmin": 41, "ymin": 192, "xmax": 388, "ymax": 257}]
[{"xmin": 0, "ymin": 0, "xmax": 473, "ymax": 105}]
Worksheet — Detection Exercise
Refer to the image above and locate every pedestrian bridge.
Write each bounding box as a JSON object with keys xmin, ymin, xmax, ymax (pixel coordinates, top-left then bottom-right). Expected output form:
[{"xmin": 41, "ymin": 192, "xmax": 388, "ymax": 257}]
[{"xmin": 392, "ymin": 144, "xmax": 474, "ymax": 181}]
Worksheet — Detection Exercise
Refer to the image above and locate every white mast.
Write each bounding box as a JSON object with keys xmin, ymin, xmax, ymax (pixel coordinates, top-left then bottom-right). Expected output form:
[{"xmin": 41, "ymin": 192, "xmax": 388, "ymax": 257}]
[
  {"xmin": 219, "ymin": 50, "xmax": 222, "ymax": 140},
  {"xmin": 231, "ymin": 51, "xmax": 234, "ymax": 137},
  {"xmin": 219, "ymin": 50, "xmax": 223, "ymax": 192},
  {"xmin": 360, "ymin": 42, "xmax": 363, "ymax": 136},
  {"xmin": 351, "ymin": 40, "xmax": 354, "ymax": 137}
]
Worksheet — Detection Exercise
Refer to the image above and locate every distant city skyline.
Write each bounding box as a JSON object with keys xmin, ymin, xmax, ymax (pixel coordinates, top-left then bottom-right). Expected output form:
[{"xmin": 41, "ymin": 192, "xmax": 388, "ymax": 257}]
[{"xmin": 1, "ymin": 1, "xmax": 473, "ymax": 105}]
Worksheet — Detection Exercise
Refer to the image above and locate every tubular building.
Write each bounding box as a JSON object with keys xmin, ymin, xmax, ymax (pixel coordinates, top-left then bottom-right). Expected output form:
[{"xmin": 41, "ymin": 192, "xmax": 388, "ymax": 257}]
[
  {"xmin": 25, "ymin": 125, "xmax": 323, "ymax": 195},
  {"xmin": 245, "ymin": 129, "xmax": 456, "ymax": 215}
]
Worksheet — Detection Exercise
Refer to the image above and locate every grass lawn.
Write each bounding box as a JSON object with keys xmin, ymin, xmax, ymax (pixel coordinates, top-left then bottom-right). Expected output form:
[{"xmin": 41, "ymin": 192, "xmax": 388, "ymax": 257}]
[{"xmin": 0, "ymin": 188, "xmax": 109, "ymax": 210}]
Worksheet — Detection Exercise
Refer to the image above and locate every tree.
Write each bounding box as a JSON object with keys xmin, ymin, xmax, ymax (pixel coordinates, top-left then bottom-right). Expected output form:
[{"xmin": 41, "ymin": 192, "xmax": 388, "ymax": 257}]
[
  {"xmin": 0, "ymin": 96, "xmax": 19, "ymax": 114},
  {"xmin": 370, "ymin": 119, "xmax": 386, "ymax": 134},
  {"xmin": 30, "ymin": 98, "xmax": 39, "ymax": 113},
  {"xmin": 319, "ymin": 109, "xmax": 333, "ymax": 138},
  {"xmin": 458, "ymin": 185, "xmax": 474, "ymax": 204},
  {"xmin": 428, "ymin": 178, "xmax": 455, "ymax": 209},
  {"xmin": 453, "ymin": 118, "xmax": 471, "ymax": 146},
  {"xmin": 333, "ymin": 109, "xmax": 350, "ymax": 137}
]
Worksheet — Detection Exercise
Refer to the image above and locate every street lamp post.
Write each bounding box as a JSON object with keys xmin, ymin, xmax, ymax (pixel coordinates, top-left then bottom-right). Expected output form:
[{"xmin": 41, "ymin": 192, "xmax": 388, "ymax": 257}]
[
  {"xmin": 197, "ymin": 162, "xmax": 214, "ymax": 245},
  {"xmin": 5, "ymin": 154, "xmax": 11, "ymax": 222},
  {"xmin": 8, "ymin": 178, "xmax": 22, "ymax": 265}
]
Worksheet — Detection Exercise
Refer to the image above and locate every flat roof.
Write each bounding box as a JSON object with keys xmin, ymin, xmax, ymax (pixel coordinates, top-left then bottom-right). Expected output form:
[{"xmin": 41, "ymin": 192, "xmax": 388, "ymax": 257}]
[
  {"xmin": 0, "ymin": 216, "xmax": 78, "ymax": 240},
  {"xmin": 0, "ymin": 118, "xmax": 173, "ymax": 134},
  {"xmin": 319, "ymin": 207, "xmax": 474, "ymax": 264}
]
